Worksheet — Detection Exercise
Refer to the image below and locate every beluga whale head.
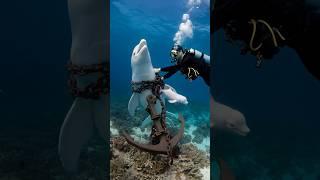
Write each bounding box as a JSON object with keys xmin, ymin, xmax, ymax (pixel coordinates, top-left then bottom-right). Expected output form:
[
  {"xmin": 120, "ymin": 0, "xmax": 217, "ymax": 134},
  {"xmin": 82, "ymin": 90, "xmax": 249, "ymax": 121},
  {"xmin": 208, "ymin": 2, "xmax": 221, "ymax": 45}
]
[
  {"xmin": 131, "ymin": 39, "xmax": 155, "ymax": 82},
  {"xmin": 211, "ymin": 97, "xmax": 250, "ymax": 136}
]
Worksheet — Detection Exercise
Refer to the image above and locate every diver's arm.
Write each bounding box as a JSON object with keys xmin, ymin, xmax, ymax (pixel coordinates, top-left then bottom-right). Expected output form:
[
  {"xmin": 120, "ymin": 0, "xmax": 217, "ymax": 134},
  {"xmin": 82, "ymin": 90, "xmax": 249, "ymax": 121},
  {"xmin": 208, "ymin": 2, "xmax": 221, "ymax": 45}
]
[
  {"xmin": 161, "ymin": 64, "xmax": 181, "ymax": 72},
  {"xmin": 160, "ymin": 65, "xmax": 181, "ymax": 79}
]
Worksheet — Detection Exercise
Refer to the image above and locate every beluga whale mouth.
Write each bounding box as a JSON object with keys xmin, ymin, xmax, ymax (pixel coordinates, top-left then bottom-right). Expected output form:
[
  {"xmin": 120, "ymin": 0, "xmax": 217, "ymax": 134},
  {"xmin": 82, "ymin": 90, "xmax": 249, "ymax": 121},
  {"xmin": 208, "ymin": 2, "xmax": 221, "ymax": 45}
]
[
  {"xmin": 132, "ymin": 39, "xmax": 148, "ymax": 62},
  {"xmin": 131, "ymin": 39, "xmax": 155, "ymax": 83},
  {"xmin": 134, "ymin": 39, "xmax": 147, "ymax": 56}
]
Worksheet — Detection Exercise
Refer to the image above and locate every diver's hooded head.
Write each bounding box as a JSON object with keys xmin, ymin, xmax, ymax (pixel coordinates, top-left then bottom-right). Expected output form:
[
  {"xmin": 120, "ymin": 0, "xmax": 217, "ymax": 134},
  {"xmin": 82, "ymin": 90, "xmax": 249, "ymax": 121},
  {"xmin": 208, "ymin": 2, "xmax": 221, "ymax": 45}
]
[{"xmin": 170, "ymin": 43, "xmax": 185, "ymax": 64}]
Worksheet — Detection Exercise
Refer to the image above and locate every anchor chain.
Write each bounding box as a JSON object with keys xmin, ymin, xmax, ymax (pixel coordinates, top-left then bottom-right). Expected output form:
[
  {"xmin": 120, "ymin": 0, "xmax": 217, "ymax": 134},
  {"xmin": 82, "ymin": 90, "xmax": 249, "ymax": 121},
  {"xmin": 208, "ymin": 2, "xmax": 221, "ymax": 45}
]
[
  {"xmin": 158, "ymin": 94, "xmax": 174, "ymax": 165},
  {"xmin": 131, "ymin": 73, "xmax": 164, "ymax": 95},
  {"xmin": 131, "ymin": 73, "xmax": 175, "ymax": 164},
  {"xmin": 67, "ymin": 61, "xmax": 109, "ymax": 99}
]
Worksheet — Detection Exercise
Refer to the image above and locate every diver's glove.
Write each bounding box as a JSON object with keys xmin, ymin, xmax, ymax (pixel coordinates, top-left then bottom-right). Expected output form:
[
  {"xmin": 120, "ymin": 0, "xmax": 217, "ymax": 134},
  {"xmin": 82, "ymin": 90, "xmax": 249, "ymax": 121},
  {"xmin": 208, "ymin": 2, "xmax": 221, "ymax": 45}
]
[{"xmin": 154, "ymin": 68, "xmax": 161, "ymax": 73}]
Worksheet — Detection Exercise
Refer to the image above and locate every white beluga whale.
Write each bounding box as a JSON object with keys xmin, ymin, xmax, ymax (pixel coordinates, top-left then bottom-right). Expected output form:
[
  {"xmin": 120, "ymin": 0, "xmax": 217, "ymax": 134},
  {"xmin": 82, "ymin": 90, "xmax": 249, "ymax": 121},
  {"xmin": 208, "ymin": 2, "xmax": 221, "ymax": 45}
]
[
  {"xmin": 125, "ymin": 39, "xmax": 185, "ymax": 154},
  {"xmin": 211, "ymin": 96, "xmax": 250, "ymax": 136},
  {"xmin": 128, "ymin": 39, "xmax": 188, "ymax": 117},
  {"xmin": 58, "ymin": 0, "xmax": 107, "ymax": 174}
]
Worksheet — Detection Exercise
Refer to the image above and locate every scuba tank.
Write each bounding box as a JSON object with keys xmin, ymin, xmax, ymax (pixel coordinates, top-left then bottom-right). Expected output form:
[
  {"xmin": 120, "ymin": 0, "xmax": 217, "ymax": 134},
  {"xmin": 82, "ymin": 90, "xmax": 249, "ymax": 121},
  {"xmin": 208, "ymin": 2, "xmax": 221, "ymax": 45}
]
[{"xmin": 188, "ymin": 48, "xmax": 210, "ymax": 64}]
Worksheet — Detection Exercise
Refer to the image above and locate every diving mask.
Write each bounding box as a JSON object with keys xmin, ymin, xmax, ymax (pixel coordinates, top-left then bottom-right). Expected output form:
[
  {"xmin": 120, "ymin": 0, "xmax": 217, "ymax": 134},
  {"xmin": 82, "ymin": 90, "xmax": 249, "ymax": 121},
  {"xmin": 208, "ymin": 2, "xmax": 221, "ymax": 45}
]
[
  {"xmin": 170, "ymin": 43, "xmax": 184, "ymax": 63},
  {"xmin": 170, "ymin": 49, "xmax": 179, "ymax": 62}
]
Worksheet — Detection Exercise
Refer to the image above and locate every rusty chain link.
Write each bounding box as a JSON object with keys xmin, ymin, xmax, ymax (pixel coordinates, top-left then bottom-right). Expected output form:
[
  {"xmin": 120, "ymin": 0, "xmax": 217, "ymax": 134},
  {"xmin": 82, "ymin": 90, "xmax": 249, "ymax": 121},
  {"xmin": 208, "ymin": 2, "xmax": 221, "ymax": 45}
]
[
  {"xmin": 131, "ymin": 73, "xmax": 175, "ymax": 164},
  {"xmin": 67, "ymin": 61, "xmax": 109, "ymax": 99}
]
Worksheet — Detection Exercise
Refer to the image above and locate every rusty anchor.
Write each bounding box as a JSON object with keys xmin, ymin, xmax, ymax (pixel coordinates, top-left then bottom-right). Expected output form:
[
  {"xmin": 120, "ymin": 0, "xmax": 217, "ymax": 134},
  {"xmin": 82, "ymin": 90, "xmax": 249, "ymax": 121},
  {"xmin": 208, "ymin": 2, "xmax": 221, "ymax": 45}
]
[{"xmin": 123, "ymin": 94, "xmax": 185, "ymax": 157}]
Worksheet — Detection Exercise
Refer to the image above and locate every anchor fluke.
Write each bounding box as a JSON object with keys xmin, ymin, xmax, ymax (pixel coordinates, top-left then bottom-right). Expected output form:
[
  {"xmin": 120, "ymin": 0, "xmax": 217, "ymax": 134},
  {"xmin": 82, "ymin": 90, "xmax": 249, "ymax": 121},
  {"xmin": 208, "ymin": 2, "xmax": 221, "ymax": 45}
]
[
  {"xmin": 123, "ymin": 114, "xmax": 184, "ymax": 154},
  {"xmin": 123, "ymin": 94, "xmax": 185, "ymax": 156}
]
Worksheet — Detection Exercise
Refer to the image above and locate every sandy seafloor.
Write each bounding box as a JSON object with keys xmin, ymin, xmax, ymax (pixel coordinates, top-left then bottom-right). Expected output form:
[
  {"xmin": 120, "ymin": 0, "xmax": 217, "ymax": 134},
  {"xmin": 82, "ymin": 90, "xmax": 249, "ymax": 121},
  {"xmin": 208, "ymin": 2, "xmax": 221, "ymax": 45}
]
[
  {"xmin": 110, "ymin": 96, "xmax": 210, "ymax": 180},
  {"xmin": 0, "ymin": 101, "xmax": 107, "ymax": 180}
]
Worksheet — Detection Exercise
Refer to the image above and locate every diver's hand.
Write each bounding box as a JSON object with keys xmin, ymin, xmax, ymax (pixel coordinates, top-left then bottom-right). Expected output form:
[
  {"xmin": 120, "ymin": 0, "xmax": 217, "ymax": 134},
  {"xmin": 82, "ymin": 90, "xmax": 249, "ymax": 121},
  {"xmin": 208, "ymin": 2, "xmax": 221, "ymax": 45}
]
[
  {"xmin": 154, "ymin": 68, "xmax": 164, "ymax": 80},
  {"xmin": 154, "ymin": 68, "xmax": 161, "ymax": 73}
]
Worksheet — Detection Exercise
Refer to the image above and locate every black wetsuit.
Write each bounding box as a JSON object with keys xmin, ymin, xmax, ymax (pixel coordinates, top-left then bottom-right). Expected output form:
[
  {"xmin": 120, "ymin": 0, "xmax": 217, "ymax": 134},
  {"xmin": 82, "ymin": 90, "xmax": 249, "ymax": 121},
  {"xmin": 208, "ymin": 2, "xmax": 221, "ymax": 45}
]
[
  {"xmin": 161, "ymin": 50, "xmax": 210, "ymax": 86},
  {"xmin": 212, "ymin": 0, "xmax": 320, "ymax": 80}
]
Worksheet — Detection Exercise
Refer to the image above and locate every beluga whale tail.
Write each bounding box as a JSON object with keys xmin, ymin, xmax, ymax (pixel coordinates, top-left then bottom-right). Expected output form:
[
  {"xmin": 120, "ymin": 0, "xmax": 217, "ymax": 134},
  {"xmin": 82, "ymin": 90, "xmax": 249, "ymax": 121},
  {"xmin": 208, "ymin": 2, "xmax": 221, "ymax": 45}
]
[
  {"xmin": 59, "ymin": 95, "xmax": 107, "ymax": 173},
  {"xmin": 58, "ymin": 1, "xmax": 108, "ymax": 171}
]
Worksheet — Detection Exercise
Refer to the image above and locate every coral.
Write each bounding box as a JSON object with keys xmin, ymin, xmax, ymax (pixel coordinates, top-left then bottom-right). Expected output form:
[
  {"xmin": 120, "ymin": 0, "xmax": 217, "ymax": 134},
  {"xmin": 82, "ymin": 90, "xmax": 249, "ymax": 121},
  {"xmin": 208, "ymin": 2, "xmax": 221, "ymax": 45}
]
[
  {"xmin": 110, "ymin": 98, "xmax": 210, "ymax": 179},
  {"xmin": 110, "ymin": 136, "xmax": 210, "ymax": 180},
  {"xmin": 112, "ymin": 136, "xmax": 131, "ymax": 153},
  {"xmin": 192, "ymin": 123, "xmax": 210, "ymax": 144},
  {"xmin": 111, "ymin": 99, "xmax": 148, "ymax": 134},
  {"xmin": 180, "ymin": 134, "xmax": 192, "ymax": 144}
]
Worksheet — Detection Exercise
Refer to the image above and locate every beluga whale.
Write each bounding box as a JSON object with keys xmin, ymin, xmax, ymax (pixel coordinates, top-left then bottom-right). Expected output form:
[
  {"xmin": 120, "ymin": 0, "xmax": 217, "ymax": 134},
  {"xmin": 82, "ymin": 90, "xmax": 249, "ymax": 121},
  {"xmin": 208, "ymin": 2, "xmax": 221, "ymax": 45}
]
[
  {"xmin": 124, "ymin": 39, "xmax": 185, "ymax": 155},
  {"xmin": 58, "ymin": 0, "xmax": 107, "ymax": 174},
  {"xmin": 211, "ymin": 96, "xmax": 250, "ymax": 136},
  {"xmin": 128, "ymin": 39, "xmax": 188, "ymax": 117},
  {"xmin": 128, "ymin": 39, "xmax": 162, "ymax": 116}
]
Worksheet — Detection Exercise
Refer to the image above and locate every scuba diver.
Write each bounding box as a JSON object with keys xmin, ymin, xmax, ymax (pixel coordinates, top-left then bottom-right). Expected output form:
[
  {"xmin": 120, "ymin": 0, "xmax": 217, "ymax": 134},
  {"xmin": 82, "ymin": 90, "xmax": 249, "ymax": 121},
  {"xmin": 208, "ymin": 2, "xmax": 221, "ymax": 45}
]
[
  {"xmin": 156, "ymin": 44, "xmax": 210, "ymax": 85},
  {"xmin": 212, "ymin": 0, "xmax": 320, "ymax": 80},
  {"xmin": 156, "ymin": 44, "xmax": 235, "ymax": 180}
]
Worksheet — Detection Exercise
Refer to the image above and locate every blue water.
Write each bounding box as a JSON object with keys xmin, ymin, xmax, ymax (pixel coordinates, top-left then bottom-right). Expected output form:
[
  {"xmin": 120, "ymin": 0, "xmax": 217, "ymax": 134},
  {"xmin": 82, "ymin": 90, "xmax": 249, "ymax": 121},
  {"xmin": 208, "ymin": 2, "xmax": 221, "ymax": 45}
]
[
  {"xmin": 213, "ymin": 30, "xmax": 320, "ymax": 179},
  {"xmin": 110, "ymin": 0, "xmax": 210, "ymax": 104}
]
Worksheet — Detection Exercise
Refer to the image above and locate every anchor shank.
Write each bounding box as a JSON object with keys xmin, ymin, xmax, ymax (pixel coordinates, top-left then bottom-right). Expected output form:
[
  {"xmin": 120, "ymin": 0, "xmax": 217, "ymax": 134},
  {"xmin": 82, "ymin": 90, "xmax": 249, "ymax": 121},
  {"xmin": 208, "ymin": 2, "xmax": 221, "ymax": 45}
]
[
  {"xmin": 153, "ymin": 118, "xmax": 165, "ymax": 132},
  {"xmin": 146, "ymin": 94, "xmax": 161, "ymax": 120},
  {"xmin": 146, "ymin": 94, "xmax": 166, "ymax": 133}
]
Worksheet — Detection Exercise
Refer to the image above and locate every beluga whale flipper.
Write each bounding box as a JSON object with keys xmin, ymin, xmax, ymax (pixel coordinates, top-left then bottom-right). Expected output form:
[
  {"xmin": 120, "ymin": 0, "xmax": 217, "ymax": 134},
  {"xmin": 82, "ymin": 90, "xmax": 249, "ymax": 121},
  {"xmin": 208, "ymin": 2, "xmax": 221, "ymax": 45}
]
[
  {"xmin": 124, "ymin": 39, "xmax": 185, "ymax": 157},
  {"xmin": 162, "ymin": 84, "xmax": 188, "ymax": 105}
]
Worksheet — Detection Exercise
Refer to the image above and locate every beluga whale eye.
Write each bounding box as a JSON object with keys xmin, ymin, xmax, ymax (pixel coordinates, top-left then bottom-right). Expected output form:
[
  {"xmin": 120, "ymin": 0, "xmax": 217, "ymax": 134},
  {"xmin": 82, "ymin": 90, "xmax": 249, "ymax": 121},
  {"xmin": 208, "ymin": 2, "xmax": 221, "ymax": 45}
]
[{"xmin": 228, "ymin": 123, "xmax": 236, "ymax": 129}]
